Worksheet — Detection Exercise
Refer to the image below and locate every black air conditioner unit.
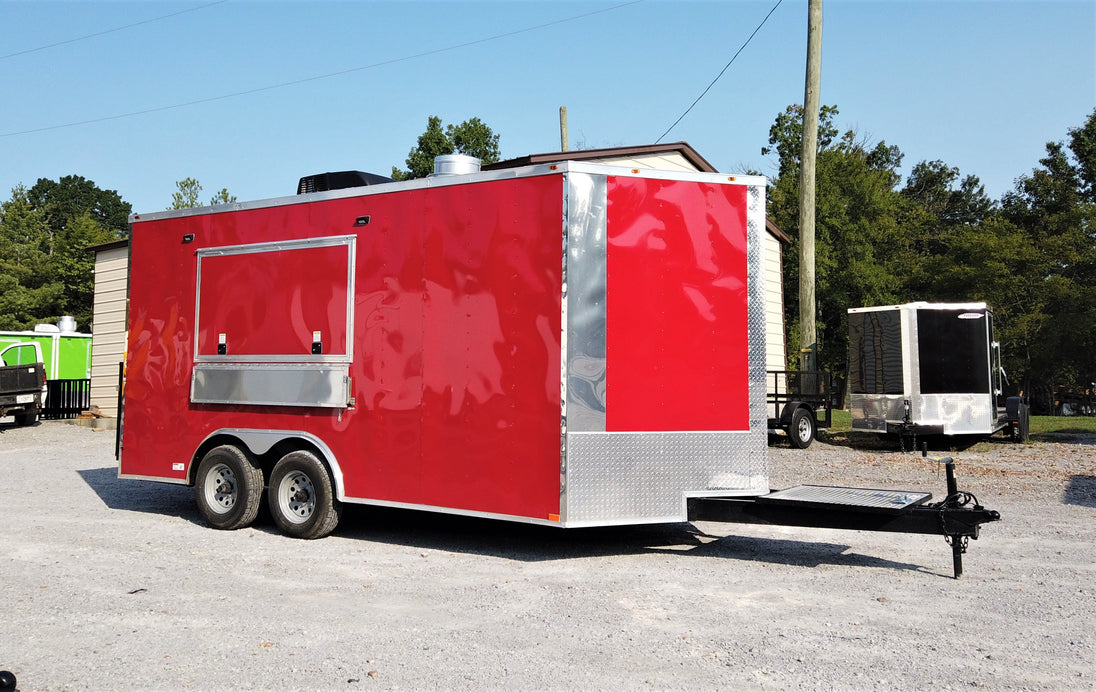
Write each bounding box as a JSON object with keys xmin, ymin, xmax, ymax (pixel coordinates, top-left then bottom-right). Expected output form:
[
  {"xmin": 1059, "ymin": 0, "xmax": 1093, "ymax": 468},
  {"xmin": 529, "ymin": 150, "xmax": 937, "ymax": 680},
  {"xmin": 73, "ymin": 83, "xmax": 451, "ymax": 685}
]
[{"xmin": 297, "ymin": 171, "xmax": 394, "ymax": 195}]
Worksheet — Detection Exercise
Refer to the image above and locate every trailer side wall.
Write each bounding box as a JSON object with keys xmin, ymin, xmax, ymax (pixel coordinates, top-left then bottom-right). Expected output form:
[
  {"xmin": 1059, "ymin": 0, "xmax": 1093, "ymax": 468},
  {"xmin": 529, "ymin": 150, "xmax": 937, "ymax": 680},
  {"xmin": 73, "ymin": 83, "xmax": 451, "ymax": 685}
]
[{"xmin": 123, "ymin": 175, "xmax": 564, "ymax": 521}]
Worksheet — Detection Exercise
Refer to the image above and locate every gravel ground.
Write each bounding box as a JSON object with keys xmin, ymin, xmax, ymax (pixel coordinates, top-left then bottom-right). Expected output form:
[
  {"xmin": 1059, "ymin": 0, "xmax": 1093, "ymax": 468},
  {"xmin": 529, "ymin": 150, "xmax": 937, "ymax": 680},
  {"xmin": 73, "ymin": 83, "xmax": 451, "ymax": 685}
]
[{"xmin": 1, "ymin": 420, "xmax": 1094, "ymax": 690}]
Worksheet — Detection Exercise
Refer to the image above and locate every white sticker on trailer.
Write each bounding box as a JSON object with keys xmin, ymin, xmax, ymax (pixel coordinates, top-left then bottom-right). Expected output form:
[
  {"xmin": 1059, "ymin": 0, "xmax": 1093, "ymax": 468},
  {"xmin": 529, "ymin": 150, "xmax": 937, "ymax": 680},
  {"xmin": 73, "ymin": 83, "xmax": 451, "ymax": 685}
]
[{"xmin": 172, "ymin": 463, "xmax": 185, "ymax": 471}]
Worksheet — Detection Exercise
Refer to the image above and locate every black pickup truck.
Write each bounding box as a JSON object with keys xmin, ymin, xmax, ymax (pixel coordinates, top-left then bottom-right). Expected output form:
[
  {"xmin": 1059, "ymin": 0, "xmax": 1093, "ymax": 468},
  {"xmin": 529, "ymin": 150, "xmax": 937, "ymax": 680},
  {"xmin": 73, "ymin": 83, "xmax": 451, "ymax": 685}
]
[{"xmin": 1, "ymin": 349, "xmax": 46, "ymax": 426}]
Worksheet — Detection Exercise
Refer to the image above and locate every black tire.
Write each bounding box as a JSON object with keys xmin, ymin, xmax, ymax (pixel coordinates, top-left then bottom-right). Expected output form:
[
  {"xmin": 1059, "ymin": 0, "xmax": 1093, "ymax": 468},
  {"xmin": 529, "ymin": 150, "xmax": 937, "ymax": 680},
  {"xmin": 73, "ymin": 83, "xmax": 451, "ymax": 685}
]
[
  {"xmin": 14, "ymin": 407, "xmax": 38, "ymax": 426},
  {"xmin": 194, "ymin": 445, "xmax": 264, "ymax": 530},
  {"xmin": 267, "ymin": 450, "xmax": 341, "ymax": 539},
  {"xmin": 788, "ymin": 407, "xmax": 816, "ymax": 449}
]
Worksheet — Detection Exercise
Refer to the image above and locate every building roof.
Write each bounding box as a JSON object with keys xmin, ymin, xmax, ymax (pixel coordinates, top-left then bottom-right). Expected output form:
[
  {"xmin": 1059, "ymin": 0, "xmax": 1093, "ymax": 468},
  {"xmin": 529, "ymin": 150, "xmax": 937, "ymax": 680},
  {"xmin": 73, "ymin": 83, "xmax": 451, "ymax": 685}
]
[
  {"xmin": 484, "ymin": 141, "xmax": 719, "ymax": 173},
  {"xmin": 487, "ymin": 142, "xmax": 790, "ymax": 244},
  {"xmin": 88, "ymin": 239, "xmax": 129, "ymax": 254}
]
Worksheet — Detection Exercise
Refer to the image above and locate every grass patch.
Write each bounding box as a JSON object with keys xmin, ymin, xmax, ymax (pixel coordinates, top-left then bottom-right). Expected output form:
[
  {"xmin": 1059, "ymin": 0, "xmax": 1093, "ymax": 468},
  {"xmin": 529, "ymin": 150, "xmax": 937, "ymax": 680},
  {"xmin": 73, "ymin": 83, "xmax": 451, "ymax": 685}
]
[{"xmin": 1029, "ymin": 415, "xmax": 1096, "ymax": 435}]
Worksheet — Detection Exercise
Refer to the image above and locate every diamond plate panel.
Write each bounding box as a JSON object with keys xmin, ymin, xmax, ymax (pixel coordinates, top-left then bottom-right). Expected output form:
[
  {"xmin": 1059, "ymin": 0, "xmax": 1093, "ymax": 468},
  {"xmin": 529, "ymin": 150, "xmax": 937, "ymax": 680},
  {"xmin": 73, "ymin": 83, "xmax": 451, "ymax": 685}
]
[
  {"xmin": 746, "ymin": 185, "xmax": 768, "ymax": 436},
  {"xmin": 762, "ymin": 485, "xmax": 930, "ymax": 511},
  {"xmin": 564, "ymin": 431, "xmax": 767, "ymax": 524}
]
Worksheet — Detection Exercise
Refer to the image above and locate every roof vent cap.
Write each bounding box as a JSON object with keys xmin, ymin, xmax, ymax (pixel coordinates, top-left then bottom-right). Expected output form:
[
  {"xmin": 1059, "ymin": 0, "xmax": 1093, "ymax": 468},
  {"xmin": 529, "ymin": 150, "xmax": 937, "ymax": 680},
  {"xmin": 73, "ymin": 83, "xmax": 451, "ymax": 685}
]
[{"xmin": 431, "ymin": 154, "xmax": 481, "ymax": 177}]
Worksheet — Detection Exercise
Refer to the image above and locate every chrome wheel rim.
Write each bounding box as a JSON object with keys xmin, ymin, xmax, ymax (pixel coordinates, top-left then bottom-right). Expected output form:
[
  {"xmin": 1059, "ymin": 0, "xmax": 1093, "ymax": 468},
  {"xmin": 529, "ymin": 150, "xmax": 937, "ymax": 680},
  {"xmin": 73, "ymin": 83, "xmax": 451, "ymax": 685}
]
[
  {"xmin": 796, "ymin": 416, "xmax": 812, "ymax": 442},
  {"xmin": 278, "ymin": 470, "xmax": 315, "ymax": 524},
  {"xmin": 204, "ymin": 463, "xmax": 237, "ymax": 514}
]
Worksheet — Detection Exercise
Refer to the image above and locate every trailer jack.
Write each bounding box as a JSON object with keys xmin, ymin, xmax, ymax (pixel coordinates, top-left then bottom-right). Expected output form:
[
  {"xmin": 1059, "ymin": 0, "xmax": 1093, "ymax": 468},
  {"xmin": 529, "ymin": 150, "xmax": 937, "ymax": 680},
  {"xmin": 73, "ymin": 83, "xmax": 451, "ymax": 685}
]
[{"xmin": 687, "ymin": 452, "xmax": 1000, "ymax": 578}]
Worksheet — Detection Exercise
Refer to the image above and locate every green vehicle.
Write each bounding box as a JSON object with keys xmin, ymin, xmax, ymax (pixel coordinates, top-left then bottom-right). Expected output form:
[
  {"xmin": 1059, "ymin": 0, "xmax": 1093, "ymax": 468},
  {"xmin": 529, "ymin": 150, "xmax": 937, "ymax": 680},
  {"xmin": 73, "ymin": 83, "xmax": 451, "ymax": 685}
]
[{"xmin": 0, "ymin": 320, "xmax": 92, "ymax": 381}]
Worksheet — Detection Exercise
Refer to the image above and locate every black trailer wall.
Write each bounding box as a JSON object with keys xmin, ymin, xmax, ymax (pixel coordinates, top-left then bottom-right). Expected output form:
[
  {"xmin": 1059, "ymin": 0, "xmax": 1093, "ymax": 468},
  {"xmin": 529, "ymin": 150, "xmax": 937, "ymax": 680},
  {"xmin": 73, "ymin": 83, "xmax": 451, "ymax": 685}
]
[{"xmin": 848, "ymin": 310, "xmax": 904, "ymax": 395}]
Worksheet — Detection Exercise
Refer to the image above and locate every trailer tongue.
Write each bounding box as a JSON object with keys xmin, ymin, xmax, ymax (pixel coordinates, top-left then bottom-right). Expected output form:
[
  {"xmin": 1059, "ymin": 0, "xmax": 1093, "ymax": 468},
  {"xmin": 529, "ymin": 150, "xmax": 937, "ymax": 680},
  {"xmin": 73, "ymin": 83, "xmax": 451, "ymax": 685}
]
[{"xmin": 688, "ymin": 453, "xmax": 1000, "ymax": 578}]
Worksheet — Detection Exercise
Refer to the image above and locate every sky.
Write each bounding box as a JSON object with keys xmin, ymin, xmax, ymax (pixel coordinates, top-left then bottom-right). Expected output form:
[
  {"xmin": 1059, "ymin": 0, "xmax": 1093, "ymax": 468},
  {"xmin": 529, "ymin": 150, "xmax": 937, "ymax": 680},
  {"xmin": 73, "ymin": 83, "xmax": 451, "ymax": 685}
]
[{"xmin": 1, "ymin": 0, "xmax": 1093, "ymax": 216}]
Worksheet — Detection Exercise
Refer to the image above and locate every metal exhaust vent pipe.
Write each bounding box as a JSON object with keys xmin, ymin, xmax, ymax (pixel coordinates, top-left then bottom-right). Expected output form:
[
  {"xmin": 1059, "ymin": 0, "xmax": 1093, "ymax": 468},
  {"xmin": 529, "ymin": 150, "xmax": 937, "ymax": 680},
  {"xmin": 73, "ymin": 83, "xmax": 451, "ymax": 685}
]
[{"xmin": 431, "ymin": 154, "xmax": 481, "ymax": 177}]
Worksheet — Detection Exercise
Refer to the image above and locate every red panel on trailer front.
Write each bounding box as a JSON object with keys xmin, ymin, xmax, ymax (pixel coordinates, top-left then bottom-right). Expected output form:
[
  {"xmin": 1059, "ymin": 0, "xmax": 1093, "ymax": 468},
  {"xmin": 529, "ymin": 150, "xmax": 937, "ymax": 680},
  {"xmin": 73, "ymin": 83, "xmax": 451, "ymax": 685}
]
[
  {"xmin": 122, "ymin": 175, "xmax": 564, "ymax": 520},
  {"xmin": 604, "ymin": 176, "xmax": 750, "ymax": 432}
]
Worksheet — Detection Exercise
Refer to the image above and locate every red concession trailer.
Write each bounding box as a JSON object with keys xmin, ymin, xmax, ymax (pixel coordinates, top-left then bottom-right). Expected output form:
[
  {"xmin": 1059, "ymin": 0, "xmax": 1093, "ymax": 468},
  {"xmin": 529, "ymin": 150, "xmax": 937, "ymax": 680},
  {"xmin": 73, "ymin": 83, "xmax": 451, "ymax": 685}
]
[{"xmin": 119, "ymin": 162, "xmax": 771, "ymax": 538}]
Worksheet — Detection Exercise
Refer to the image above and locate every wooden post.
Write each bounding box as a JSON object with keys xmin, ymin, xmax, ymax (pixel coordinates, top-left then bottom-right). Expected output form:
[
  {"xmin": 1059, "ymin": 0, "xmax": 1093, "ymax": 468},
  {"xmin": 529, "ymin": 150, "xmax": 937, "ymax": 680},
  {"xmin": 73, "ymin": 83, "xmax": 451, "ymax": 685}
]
[
  {"xmin": 798, "ymin": 0, "xmax": 822, "ymax": 372},
  {"xmin": 560, "ymin": 106, "xmax": 569, "ymax": 152}
]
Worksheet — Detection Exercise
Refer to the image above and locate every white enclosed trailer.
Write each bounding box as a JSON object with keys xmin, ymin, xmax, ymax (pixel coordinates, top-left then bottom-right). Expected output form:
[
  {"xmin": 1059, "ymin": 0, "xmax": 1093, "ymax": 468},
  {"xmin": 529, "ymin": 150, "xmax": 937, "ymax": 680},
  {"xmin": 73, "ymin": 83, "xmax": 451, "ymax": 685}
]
[{"xmin": 847, "ymin": 302, "xmax": 1029, "ymax": 448}]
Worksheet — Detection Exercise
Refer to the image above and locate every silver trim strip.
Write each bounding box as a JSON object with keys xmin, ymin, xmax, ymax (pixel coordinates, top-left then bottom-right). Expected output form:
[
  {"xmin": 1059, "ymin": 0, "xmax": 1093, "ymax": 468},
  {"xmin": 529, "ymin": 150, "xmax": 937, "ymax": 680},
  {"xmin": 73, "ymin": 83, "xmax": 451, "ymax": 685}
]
[
  {"xmin": 339, "ymin": 496, "xmax": 563, "ymax": 527},
  {"xmin": 117, "ymin": 473, "xmax": 189, "ymax": 485}
]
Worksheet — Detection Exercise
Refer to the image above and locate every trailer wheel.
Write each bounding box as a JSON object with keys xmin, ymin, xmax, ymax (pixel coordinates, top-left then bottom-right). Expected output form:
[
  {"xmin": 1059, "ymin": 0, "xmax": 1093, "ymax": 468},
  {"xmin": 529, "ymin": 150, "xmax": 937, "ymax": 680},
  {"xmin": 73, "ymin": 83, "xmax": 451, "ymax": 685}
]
[
  {"xmin": 267, "ymin": 450, "xmax": 341, "ymax": 539},
  {"xmin": 1015, "ymin": 404, "xmax": 1030, "ymax": 443},
  {"xmin": 194, "ymin": 445, "xmax": 263, "ymax": 530},
  {"xmin": 788, "ymin": 407, "xmax": 816, "ymax": 449}
]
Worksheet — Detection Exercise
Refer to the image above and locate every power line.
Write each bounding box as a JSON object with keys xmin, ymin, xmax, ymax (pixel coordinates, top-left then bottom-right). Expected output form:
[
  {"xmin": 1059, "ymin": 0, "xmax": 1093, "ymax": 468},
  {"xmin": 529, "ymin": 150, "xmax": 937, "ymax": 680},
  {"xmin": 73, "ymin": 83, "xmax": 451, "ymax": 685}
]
[
  {"xmin": 656, "ymin": 0, "xmax": 783, "ymax": 143},
  {"xmin": 0, "ymin": 1, "xmax": 228, "ymax": 61},
  {"xmin": 0, "ymin": 1, "xmax": 642, "ymax": 139}
]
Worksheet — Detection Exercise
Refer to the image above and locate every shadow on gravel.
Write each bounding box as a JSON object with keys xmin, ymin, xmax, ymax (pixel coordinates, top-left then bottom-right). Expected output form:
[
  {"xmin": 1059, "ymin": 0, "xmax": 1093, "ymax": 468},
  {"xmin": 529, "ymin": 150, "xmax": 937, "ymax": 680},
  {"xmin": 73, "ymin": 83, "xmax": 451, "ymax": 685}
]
[
  {"xmin": 0, "ymin": 419, "xmax": 40, "ymax": 432},
  {"xmin": 75, "ymin": 467, "xmax": 946, "ymax": 575},
  {"xmin": 78, "ymin": 466, "xmax": 200, "ymax": 523},
  {"xmin": 1064, "ymin": 475, "xmax": 1096, "ymax": 507},
  {"xmin": 821, "ymin": 431, "xmax": 1003, "ymax": 454},
  {"xmin": 332, "ymin": 504, "xmax": 937, "ymax": 575}
]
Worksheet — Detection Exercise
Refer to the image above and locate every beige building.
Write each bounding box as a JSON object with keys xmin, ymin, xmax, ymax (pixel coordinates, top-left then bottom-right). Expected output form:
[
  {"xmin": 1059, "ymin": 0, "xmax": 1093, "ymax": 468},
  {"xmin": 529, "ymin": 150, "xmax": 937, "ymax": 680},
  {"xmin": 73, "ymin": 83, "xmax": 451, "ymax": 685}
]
[{"xmin": 89, "ymin": 240, "xmax": 129, "ymax": 417}]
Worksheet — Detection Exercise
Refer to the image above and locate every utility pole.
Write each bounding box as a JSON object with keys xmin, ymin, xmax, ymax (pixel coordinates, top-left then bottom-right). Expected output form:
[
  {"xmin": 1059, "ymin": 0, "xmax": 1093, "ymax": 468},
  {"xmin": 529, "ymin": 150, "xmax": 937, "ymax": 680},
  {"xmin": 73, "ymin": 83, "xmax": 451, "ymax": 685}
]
[
  {"xmin": 798, "ymin": 0, "xmax": 822, "ymax": 373},
  {"xmin": 560, "ymin": 106, "xmax": 570, "ymax": 152}
]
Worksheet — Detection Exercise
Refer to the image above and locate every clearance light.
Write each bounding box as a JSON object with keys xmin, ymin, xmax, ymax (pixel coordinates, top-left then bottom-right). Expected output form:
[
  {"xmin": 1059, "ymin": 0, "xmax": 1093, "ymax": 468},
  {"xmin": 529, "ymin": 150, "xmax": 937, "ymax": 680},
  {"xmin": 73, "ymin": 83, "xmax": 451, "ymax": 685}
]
[
  {"xmin": 632, "ymin": 169, "xmax": 640, "ymax": 174},
  {"xmin": 548, "ymin": 514, "xmax": 561, "ymax": 522},
  {"xmin": 549, "ymin": 165, "xmax": 559, "ymax": 170},
  {"xmin": 728, "ymin": 176, "xmax": 737, "ymax": 181}
]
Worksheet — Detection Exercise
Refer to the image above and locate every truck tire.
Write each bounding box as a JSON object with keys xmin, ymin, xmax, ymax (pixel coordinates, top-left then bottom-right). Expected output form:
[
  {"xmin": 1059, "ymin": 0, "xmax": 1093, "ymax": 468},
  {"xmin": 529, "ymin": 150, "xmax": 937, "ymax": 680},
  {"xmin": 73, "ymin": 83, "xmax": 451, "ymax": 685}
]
[
  {"xmin": 194, "ymin": 445, "xmax": 264, "ymax": 530},
  {"xmin": 14, "ymin": 407, "xmax": 38, "ymax": 426},
  {"xmin": 788, "ymin": 407, "xmax": 816, "ymax": 449},
  {"xmin": 267, "ymin": 450, "xmax": 341, "ymax": 539}
]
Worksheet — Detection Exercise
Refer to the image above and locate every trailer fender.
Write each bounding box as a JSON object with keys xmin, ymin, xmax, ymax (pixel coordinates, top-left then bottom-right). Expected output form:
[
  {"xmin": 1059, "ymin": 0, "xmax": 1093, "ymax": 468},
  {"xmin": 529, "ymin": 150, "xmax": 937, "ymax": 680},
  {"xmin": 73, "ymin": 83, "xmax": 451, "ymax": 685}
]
[
  {"xmin": 778, "ymin": 402, "xmax": 807, "ymax": 428},
  {"xmin": 779, "ymin": 403, "xmax": 817, "ymax": 449},
  {"xmin": 191, "ymin": 428, "xmax": 346, "ymax": 500}
]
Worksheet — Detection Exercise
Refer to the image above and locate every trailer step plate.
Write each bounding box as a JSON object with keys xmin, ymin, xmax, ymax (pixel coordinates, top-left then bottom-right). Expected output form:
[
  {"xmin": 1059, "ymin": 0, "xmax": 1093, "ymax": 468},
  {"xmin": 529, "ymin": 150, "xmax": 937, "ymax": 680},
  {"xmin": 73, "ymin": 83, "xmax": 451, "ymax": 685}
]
[{"xmin": 758, "ymin": 485, "xmax": 932, "ymax": 515}]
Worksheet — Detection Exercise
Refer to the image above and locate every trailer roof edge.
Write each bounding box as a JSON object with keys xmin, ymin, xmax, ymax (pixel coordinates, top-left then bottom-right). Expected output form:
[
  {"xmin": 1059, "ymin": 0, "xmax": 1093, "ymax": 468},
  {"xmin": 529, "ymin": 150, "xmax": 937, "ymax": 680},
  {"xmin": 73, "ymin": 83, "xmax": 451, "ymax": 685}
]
[{"xmin": 128, "ymin": 162, "xmax": 767, "ymax": 224}]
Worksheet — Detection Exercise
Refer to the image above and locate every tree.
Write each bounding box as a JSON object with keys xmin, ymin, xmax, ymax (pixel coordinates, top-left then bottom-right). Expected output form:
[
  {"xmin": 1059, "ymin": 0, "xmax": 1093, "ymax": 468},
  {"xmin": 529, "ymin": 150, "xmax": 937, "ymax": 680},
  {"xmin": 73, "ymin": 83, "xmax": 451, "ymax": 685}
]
[
  {"xmin": 0, "ymin": 186, "xmax": 63, "ymax": 330},
  {"xmin": 171, "ymin": 178, "xmax": 237, "ymax": 209},
  {"xmin": 6, "ymin": 176, "xmax": 132, "ymax": 331},
  {"xmin": 208, "ymin": 188, "xmax": 237, "ymax": 206},
  {"xmin": 766, "ymin": 106, "xmax": 912, "ymax": 374},
  {"xmin": 27, "ymin": 175, "xmax": 130, "ymax": 244},
  {"xmin": 391, "ymin": 116, "xmax": 501, "ymax": 180},
  {"xmin": 51, "ymin": 211, "xmax": 115, "ymax": 328},
  {"xmin": 994, "ymin": 110, "xmax": 1096, "ymax": 407},
  {"xmin": 171, "ymin": 178, "xmax": 202, "ymax": 209}
]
